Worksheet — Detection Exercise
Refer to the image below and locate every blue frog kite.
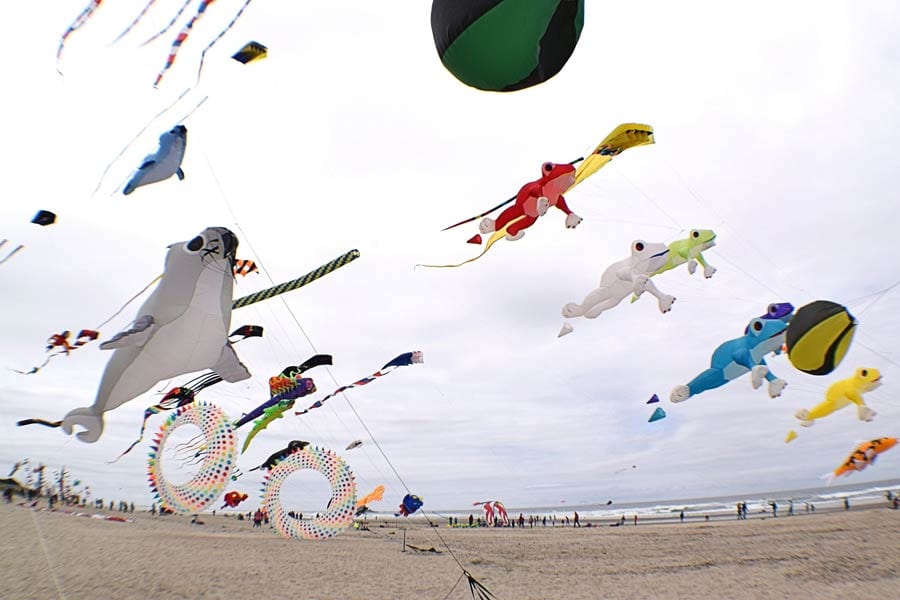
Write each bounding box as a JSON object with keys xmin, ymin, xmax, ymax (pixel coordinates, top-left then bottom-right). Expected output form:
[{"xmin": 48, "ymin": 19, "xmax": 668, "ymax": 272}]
[{"xmin": 670, "ymin": 307, "xmax": 793, "ymax": 403}]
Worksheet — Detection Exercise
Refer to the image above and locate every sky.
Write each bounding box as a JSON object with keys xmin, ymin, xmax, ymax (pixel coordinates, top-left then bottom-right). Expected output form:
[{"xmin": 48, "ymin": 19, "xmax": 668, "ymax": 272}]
[{"xmin": 1, "ymin": 1, "xmax": 899, "ymax": 513}]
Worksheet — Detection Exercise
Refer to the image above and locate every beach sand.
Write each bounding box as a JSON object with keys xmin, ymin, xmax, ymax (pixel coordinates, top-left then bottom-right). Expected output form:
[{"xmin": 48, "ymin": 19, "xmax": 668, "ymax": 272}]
[{"xmin": 2, "ymin": 502, "xmax": 899, "ymax": 600}]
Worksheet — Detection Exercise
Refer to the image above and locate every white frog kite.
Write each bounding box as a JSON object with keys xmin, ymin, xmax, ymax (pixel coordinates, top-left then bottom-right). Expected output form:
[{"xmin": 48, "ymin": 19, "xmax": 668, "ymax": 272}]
[{"xmin": 559, "ymin": 240, "xmax": 675, "ymax": 337}]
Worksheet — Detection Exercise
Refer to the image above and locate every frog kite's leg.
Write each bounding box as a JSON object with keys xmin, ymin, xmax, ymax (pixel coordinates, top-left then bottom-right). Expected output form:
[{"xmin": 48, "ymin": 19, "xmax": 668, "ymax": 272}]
[{"xmin": 671, "ymin": 369, "xmax": 728, "ymax": 403}]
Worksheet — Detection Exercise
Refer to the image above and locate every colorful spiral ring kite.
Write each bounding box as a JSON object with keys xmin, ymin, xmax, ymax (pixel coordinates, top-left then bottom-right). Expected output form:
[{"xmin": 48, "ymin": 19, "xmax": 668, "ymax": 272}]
[
  {"xmin": 148, "ymin": 402, "xmax": 236, "ymax": 513},
  {"xmin": 262, "ymin": 446, "xmax": 357, "ymax": 540}
]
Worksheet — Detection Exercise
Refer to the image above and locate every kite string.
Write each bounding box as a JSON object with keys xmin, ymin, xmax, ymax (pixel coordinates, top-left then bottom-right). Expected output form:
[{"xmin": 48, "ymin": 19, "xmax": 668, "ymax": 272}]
[
  {"xmin": 27, "ymin": 510, "xmax": 68, "ymax": 600},
  {"xmin": 94, "ymin": 274, "xmax": 162, "ymax": 330},
  {"xmin": 193, "ymin": 136, "xmax": 482, "ymax": 589},
  {"xmin": 196, "ymin": 0, "xmax": 255, "ymax": 84}
]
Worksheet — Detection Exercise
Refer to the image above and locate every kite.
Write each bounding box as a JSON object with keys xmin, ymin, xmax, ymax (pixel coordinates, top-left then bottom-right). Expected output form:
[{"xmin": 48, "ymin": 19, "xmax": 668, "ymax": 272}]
[
  {"xmin": 109, "ymin": 371, "xmax": 223, "ymax": 462},
  {"xmin": 670, "ymin": 312, "xmax": 792, "ymax": 403},
  {"xmin": 827, "ymin": 437, "xmax": 897, "ymax": 484},
  {"xmin": 233, "ymin": 260, "xmax": 258, "ymax": 277},
  {"xmin": 786, "ymin": 300, "xmax": 857, "ymax": 376},
  {"xmin": 346, "ymin": 440, "xmax": 363, "ymax": 451},
  {"xmin": 614, "ymin": 466, "xmax": 637, "ymax": 474},
  {"xmin": 153, "ymin": 0, "xmax": 215, "ymax": 87},
  {"xmin": 31, "ymin": 210, "xmax": 57, "ymax": 226},
  {"xmin": 648, "ymin": 407, "xmax": 666, "ymax": 423},
  {"xmin": 12, "ymin": 329, "xmax": 100, "ymax": 375},
  {"xmin": 221, "ymin": 491, "xmax": 249, "ymax": 509},
  {"xmin": 229, "ymin": 324, "xmax": 263, "ymax": 340},
  {"xmin": 493, "ymin": 501, "xmax": 509, "ymax": 525},
  {"xmin": 474, "ymin": 501, "xmax": 494, "ymax": 524},
  {"xmin": 262, "ymin": 446, "xmax": 357, "ymax": 540},
  {"xmin": 234, "ymin": 369, "xmax": 318, "ymax": 430},
  {"xmin": 646, "ymin": 394, "xmax": 660, "ymax": 404},
  {"xmin": 424, "ymin": 124, "xmax": 654, "ymax": 269},
  {"xmin": 232, "ymin": 41, "xmax": 267, "ymax": 64},
  {"xmin": 148, "ymin": 402, "xmax": 237, "ymax": 514},
  {"xmin": 396, "ymin": 494, "xmax": 424, "ymax": 517},
  {"xmin": 785, "ymin": 430, "xmax": 798, "ymax": 443},
  {"xmin": 240, "ymin": 400, "xmax": 295, "ymax": 454},
  {"xmin": 19, "ymin": 227, "xmax": 250, "ymax": 443},
  {"xmin": 249, "ymin": 441, "xmax": 309, "ymax": 472},
  {"xmin": 560, "ymin": 239, "xmax": 675, "ymax": 337},
  {"xmin": 356, "ymin": 485, "xmax": 386, "ymax": 510},
  {"xmin": 632, "ymin": 230, "xmax": 717, "ymax": 297},
  {"xmin": 295, "ymin": 352, "xmax": 424, "ymax": 417},
  {"xmin": 278, "ymin": 354, "xmax": 334, "ymax": 378},
  {"xmin": 123, "ymin": 125, "xmax": 188, "ymax": 195},
  {"xmin": 795, "ymin": 367, "xmax": 881, "ymax": 426},
  {"xmin": 431, "ymin": 0, "xmax": 584, "ymax": 92},
  {"xmin": 57, "ymin": 0, "xmax": 103, "ymax": 75}
]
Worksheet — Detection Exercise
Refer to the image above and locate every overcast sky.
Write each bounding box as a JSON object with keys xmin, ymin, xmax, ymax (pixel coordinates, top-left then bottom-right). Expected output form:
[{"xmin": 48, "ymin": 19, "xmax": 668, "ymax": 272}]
[{"xmin": 1, "ymin": 1, "xmax": 899, "ymax": 513}]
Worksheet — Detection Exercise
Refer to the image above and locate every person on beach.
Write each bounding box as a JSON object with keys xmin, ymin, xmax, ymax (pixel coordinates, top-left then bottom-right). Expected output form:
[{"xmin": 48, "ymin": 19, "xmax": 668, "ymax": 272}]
[
  {"xmin": 770, "ymin": 501, "xmax": 778, "ymax": 517},
  {"xmin": 679, "ymin": 510, "xmax": 684, "ymax": 523},
  {"xmin": 634, "ymin": 515, "xmax": 638, "ymax": 526},
  {"xmin": 788, "ymin": 500, "xmax": 794, "ymax": 516},
  {"xmin": 564, "ymin": 515, "xmax": 569, "ymax": 526},
  {"xmin": 844, "ymin": 497, "xmax": 850, "ymax": 511},
  {"xmin": 468, "ymin": 514, "xmax": 474, "ymax": 527},
  {"xmin": 736, "ymin": 503, "xmax": 742, "ymax": 520},
  {"xmin": 573, "ymin": 512, "xmax": 580, "ymax": 527}
]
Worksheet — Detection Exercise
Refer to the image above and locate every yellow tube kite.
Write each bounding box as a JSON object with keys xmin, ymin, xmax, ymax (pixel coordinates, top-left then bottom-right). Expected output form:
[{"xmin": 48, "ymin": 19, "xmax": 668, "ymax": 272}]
[{"xmin": 568, "ymin": 123, "xmax": 655, "ymax": 191}]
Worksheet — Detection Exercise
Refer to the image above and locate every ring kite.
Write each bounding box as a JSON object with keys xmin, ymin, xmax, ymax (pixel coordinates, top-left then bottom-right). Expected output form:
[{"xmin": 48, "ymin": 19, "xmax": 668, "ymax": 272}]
[
  {"xmin": 147, "ymin": 402, "xmax": 236, "ymax": 514},
  {"xmin": 262, "ymin": 446, "xmax": 357, "ymax": 540}
]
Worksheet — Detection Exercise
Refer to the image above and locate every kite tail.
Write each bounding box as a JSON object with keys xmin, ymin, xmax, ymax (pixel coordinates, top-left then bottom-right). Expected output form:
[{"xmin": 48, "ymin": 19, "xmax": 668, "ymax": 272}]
[
  {"xmin": 196, "ymin": 0, "xmax": 255, "ymax": 84},
  {"xmin": 416, "ymin": 226, "xmax": 509, "ymax": 269},
  {"xmin": 153, "ymin": 1, "xmax": 214, "ymax": 87},
  {"xmin": 57, "ymin": 0, "xmax": 103, "ymax": 75},
  {"xmin": 111, "ymin": 0, "xmax": 159, "ymax": 45},
  {"xmin": 466, "ymin": 571, "xmax": 497, "ymax": 600},
  {"xmin": 0, "ymin": 244, "xmax": 25, "ymax": 266},
  {"xmin": 107, "ymin": 406, "xmax": 162, "ymax": 464},
  {"xmin": 16, "ymin": 418, "xmax": 63, "ymax": 429},
  {"xmin": 142, "ymin": 0, "xmax": 194, "ymax": 47}
]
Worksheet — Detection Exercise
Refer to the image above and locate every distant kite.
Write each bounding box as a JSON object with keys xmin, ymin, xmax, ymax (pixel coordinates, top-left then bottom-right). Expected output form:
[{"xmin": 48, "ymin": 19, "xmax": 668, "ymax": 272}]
[
  {"xmin": 648, "ymin": 407, "xmax": 666, "ymax": 423},
  {"xmin": 232, "ymin": 41, "xmax": 267, "ymax": 64},
  {"xmin": 346, "ymin": 440, "xmax": 363, "ymax": 451},
  {"xmin": 31, "ymin": 210, "xmax": 57, "ymax": 226}
]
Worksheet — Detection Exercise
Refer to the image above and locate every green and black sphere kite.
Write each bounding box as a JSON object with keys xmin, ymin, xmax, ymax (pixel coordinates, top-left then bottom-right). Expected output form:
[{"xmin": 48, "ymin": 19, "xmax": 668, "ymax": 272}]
[{"xmin": 431, "ymin": 0, "xmax": 585, "ymax": 92}]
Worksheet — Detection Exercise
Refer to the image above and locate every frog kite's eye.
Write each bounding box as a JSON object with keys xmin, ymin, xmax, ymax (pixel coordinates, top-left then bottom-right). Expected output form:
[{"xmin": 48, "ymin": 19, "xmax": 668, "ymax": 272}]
[
  {"xmin": 691, "ymin": 230, "xmax": 700, "ymax": 238},
  {"xmin": 542, "ymin": 162, "xmax": 553, "ymax": 173},
  {"xmin": 861, "ymin": 369, "xmax": 868, "ymax": 377},
  {"xmin": 634, "ymin": 241, "xmax": 645, "ymax": 252},
  {"xmin": 752, "ymin": 320, "xmax": 763, "ymax": 332}
]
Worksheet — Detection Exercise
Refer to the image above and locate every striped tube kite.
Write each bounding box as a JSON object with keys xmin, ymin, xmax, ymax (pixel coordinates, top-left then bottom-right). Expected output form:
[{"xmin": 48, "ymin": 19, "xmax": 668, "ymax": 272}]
[
  {"xmin": 294, "ymin": 352, "xmax": 424, "ymax": 417},
  {"xmin": 153, "ymin": 0, "xmax": 215, "ymax": 87},
  {"xmin": 826, "ymin": 437, "xmax": 897, "ymax": 485},
  {"xmin": 57, "ymin": 0, "xmax": 103, "ymax": 75}
]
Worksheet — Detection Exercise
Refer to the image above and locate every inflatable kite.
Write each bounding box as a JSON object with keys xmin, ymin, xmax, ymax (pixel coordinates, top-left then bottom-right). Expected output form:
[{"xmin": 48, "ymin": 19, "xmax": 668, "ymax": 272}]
[
  {"xmin": 646, "ymin": 394, "xmax": 660, "ymax": 404},
  {"xmin": 221, "ymin": 491, "xmax": 249, "ymax": 509},
  {"xmin": 233, "ymin": 260, "xmax": 258, "ymax": 277},
  {"xmin": 123, "ymin": 125, "xmax": 188, "ymax": 195},
  {"xmin": 346, "ymin": 440, "xmax": 363, "ymax": 451},
  {"xmin": 648, "ymin": 407, "xmax": 666, "ymax": 423},
  {"xmin": 233, "ymin": 41, "xmax": 267, "ymax": 64},
  {"xmin": 396, "ymin": 494, "xmax": 424, "ymax": 517},
  {"xmin": 295, "ymin": 351, "xmax": 424, "ymax": 417},
  {"xmin": 795, "ymin": 367, "xmax": 881, "ymax": 426},
  {"xmin": 670, "ymin": 312, "xmax": 792, "ymax": 403},
  {"xmin": 785, "ymin": 430, "xmax": 798, "ymax": 443},
  {"xmin": 493, "ymin": 500, "xmax": 509, "ymax": 525},
  {"xmin": 636, "ymin": 229, "xmax": 717, "ymax": 290},
  {"xmin": 827, "ymin": 437, "xmax": 897, "ymax": 484},
  {"xmin": 356, "ymin": 485, "xmax": 386, "ymax": 510},
  {"xmin": 21, "ymin": 227, "xmax": 250, "ymax": 443},
  {"xmin": 148, "ymin": 402, "xmax": 237, "ymax": 514},
  {"xmin": 262, "ymin": 446, "xmax": 357, "ymax": 540},
  {"xmin": 424, "ymin": 124, "xmax": 654, "ymax": 269},
  {"xmin": 786, "ymin": 300, "xmax": 857, "ymax": 376},
  {"xmin": 560, "ymin": 240, "xmax": 676, "ymax": 336},
  {"xmin": 431, "ymin": 0, "xmax": 584, "ymax": 92}
]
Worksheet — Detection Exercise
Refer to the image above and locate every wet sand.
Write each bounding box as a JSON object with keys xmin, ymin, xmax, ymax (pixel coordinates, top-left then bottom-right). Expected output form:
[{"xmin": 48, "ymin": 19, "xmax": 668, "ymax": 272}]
[{"xmin": 2, "ymin": 501, "xmax": 899, "ymax": 599}]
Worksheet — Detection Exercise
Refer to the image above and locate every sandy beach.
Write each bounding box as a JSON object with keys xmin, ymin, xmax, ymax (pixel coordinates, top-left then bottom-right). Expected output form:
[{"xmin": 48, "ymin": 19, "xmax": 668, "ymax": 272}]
[{"xmin": 2, "ymin": 501, "xmax": 899, "ymax": 600}]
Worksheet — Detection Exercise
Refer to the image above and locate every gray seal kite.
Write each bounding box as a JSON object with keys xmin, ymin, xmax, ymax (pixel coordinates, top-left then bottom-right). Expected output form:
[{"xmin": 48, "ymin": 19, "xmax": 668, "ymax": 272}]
[
  {"xmin": 123, "ymin": 125, "xmax": 188, "ymax": 195},
  {"xmin": 59, "ymin": 226, "xmax": 251, "ymax": 442}
]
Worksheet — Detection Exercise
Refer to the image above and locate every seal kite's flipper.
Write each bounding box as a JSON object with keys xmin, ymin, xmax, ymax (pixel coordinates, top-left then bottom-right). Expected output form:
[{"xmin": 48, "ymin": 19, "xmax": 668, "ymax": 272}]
[
  {"xmin": 100, "ymin": 315, "xmax": 155, "ymax": 350},
  {"xmin": 177, "ymin": 168, "xmax": 185, "ymax": 181},
  {"xmin": 213, "ymin": 345, "xmax": 251, "ymax": 382}
]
